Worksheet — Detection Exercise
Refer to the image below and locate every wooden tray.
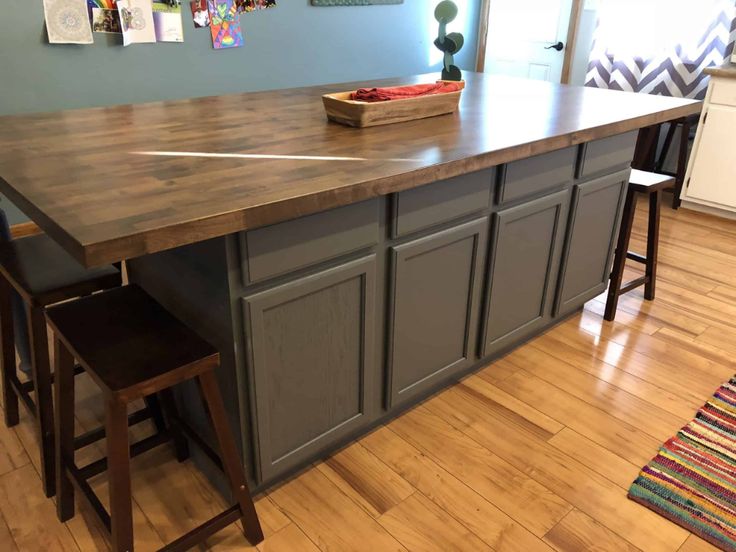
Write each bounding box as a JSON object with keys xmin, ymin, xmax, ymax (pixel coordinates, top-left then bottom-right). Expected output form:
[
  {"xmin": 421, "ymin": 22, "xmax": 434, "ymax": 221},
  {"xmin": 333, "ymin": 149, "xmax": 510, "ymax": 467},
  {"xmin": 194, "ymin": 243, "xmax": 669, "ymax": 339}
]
[{"xmin": 322, "ymin": 81, "xmax": 465, "ymax": 128}]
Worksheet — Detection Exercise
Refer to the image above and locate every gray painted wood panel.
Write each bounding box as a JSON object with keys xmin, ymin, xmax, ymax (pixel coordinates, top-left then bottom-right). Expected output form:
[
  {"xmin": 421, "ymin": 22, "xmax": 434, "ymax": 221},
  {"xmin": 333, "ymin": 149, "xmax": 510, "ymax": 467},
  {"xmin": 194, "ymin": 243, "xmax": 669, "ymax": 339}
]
[
  {"xmin": 482, "ymin": 190, "xmax": 570, "ymax": 357},
  {"xmin": 577, "ymin": 131, "xmax": 638, "ymax": 180},
  {"xmin": 497, "ymin": 147, "xmax": 576, "ymax": 205},
  {"xmin": 555, "ymin": 170, "xmax": 630, "ymax": 316},
  {"xmin": 387, "ymin": 218, "xmax": 488, "ymax": 407},
  {"xmin": 242, "ymin": 256, "xmax": 376, "ymax": 482},
  {"xmin": 392, "ymin": 170, "xmax": 493, "ymax": 238},
  {"xmin": 242, "ymin": 200, "xmax": 379, "ymax": 285}
]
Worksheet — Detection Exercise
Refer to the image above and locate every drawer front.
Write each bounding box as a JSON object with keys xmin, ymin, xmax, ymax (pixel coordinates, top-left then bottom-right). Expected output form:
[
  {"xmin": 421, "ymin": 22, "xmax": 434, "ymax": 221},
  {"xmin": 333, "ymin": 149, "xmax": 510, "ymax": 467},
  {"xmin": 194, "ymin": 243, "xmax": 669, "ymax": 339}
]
[
  {"xmin": 242, "ymin": 199, "xmax": 379, "ymax": 284},
  {"xmin": 392, "ymin": 169, "xmax": 492, "ymax": 238},
  {"xmin": 710, "ymin": 78, "xmax": 736, "ymax": 107},
  {"xmin": 577, "ymin": 131, "xmax": 638, "ymax": 180},
  {"xmin": 497, "ymin": 147, "xmax": 576, "ymax": 205}
]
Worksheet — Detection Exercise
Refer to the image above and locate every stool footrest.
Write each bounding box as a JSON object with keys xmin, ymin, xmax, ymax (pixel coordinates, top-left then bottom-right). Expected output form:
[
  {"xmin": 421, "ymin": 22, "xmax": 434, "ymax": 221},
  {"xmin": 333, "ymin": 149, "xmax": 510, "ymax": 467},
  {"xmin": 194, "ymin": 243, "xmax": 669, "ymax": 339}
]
[
  {"xmin": 620, "ymin": 276, "xmax": 650, "ymax": 295},
  {"xmin": 78, "ymin": 430, "xmax": 171, "ymax": 480},
  {"xmin": 74, "ymin": 407, "xmax": 154, "ymax": 451},
  {"xmin": 158, "ymin": 504, "xmax": 242, "ymax": 552},
  {"xmin": 626, "ymin": 252, "xmax": 647, "ymax": 265},
  {"xmin": 65, "ymin": 452, "xmax": 112, "ymax": 531},
  {"xmin": 7, "ymin": 373, "xmax": 35, "ymax": 418}
]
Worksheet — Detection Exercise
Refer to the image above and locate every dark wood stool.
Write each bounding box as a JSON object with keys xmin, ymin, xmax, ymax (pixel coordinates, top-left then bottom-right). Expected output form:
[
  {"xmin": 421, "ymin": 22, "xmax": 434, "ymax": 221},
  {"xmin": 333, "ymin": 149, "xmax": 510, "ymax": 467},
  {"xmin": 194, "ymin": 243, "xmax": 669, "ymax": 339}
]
[
  {"xmin": 604, "ymin": 169, "xmax": 674, "ymax": 321},
  {"xmin": 632, "ymin": 115, "xmax": 697, "ymax": 209},
  {"xmin": 47, "ymin": 285, "xmax": 264, "ymax": 552},
  {"xmin": 0, "ymin": 232, "xmax": 122, "ymax": 497}
]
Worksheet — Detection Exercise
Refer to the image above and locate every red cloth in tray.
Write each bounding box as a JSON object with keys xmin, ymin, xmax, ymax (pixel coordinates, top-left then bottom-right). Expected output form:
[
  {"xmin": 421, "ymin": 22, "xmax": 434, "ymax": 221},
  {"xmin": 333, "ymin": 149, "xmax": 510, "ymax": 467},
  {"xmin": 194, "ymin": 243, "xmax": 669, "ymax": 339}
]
[{"xmin": 351, "ymin": 82, "xmax": 462, "ymax": 102}]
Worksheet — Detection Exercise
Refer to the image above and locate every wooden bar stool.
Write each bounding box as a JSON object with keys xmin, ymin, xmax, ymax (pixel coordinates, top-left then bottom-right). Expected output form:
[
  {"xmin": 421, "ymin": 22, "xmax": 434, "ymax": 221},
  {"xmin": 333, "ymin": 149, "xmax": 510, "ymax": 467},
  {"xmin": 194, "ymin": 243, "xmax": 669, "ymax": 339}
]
[
  {"xmin": 47, "ymin": 285, "xmax": 264, "ymax": 551},
  {"xmin": 604, "ymin": 169, "xmax": 675, "ymax": 321},
  {"xmin": 0, "ymin": 230, "xmax": 122, "ymax": 497}
]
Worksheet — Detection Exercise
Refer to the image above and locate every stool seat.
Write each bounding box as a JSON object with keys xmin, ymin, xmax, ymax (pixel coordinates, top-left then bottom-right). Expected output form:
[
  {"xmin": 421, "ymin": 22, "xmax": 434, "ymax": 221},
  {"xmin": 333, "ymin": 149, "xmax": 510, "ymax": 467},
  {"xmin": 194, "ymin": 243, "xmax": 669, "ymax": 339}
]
[
  {"xmin": 46, "ymin": 286, "xmax": 218, "ymax": 401},
  {"xmin": 629, "ymin": 169, "xmax": 675, "ymax": 193},
  {"xmin": 0, "ymin": 234, "xmax": 120, "ymax": 307}
]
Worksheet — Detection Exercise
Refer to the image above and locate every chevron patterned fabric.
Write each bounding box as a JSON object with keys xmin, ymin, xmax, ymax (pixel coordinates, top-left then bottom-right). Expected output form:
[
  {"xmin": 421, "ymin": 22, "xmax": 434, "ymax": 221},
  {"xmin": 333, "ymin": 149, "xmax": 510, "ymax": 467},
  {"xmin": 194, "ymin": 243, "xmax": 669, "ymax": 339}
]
[{"xmin": 586, "ymin": 0, "xmax": 736, "ymax": 99}]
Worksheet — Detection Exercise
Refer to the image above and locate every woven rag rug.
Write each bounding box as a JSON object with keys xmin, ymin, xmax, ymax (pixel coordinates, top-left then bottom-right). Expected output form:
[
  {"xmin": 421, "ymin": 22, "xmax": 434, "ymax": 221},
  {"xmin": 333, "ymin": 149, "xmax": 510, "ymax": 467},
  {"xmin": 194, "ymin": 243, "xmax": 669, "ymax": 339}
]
[{"xmin": 629, "ymin": 377, "xmax": 736, "ymax": 551}]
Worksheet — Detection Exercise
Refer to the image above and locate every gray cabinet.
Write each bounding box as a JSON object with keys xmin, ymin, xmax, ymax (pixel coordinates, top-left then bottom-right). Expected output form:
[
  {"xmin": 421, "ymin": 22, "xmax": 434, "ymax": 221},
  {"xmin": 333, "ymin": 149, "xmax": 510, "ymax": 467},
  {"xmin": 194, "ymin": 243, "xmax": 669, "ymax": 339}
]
[
  {"xmin": 242, "ymin": 256, "xmax": 376, "ymax": 482},
  {"xmin": 482, "ymin": 190, "xmax": 569, "ymax": 357},
  {"xmin": 555, "ymin": 170, "xmax": 629, "ymax": 316},
  {"xmin": 387, "ymin": 218, "xmax": 488, "ymax": 406}
]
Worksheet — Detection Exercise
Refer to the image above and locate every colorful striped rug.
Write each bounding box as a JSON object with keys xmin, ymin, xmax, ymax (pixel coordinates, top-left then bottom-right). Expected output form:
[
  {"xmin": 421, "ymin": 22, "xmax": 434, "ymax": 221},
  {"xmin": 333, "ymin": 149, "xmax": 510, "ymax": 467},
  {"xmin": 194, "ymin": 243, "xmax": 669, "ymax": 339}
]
[{"xmin": 629, "ymin": 377, "xmax": 736, "ymax": 551}]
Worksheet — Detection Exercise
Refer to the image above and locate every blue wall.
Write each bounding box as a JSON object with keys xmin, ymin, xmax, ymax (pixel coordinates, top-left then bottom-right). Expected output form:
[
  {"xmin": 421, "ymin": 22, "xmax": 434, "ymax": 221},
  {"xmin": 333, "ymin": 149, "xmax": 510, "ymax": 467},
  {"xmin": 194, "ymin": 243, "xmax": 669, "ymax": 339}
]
[{"xmin": 0, "ymin": 0, "xmax": 480, "ymax": 116}]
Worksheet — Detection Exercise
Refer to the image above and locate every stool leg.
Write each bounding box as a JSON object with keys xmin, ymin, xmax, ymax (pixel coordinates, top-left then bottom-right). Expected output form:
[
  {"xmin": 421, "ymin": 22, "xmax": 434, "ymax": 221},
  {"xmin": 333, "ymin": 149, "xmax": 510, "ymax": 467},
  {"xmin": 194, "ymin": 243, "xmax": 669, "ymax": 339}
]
[
  {"xmin": 197, "ymin": 371, "xmax": 264, "ymax": 545},
  {"xmin": 54, "ymin": 337, "xmax": 75, "ymax": 522},
  {"xmin": 645, "ymin": 190, "xmax": 662, "ymax": 300},
  {"xmin": 106, "ymin": 397, "xmax": 134, "ymax": 552},
  {"xmin": 0, "ymin": 276, "xmax": 18, "ymax": 427},
  {"xmin": 604, "ymin": 189, "xmax": 638, "ymax": 321},
  {"xmin": 158, "ymin": 388, "xmax": 190, "ymax": 462},
  {"xmin": 672, "ymin": 120, "xmax": 691, "ymax": 210},
  {"xmin": 28, "ymin": 306, "xmax": 55, "ymax": 498},
  {"xmin": 143, "ymin": 394, "xmax": 167, "ymax": 435}
]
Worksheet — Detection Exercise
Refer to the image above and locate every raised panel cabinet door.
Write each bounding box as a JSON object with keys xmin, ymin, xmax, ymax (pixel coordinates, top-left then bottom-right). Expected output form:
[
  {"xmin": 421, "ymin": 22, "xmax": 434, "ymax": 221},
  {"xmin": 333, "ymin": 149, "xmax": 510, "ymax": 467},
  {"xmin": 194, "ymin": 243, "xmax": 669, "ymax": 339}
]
[
  {"xmin": 242, "ymin": 256, "xmax": 376, "ymax": 483},
  {"xmin": 685, "ymin": 105, "xmax": 736, "ymax": 210},
  {"xmin": 387, "ymin": 218, "xmax": 488, "ymax": 407},
  {"xmin": 555, "ymin": 170, "xmax": 629, "ymax": 316},
  {"xmin": 482, "ymin": 190, "xmax": 570, "ymax": 357}
]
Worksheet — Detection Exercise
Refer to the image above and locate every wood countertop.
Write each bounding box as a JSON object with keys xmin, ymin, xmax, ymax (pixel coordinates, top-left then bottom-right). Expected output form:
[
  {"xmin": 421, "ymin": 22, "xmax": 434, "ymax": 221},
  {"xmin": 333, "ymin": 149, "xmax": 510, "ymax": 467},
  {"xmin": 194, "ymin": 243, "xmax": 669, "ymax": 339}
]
[
  {"xmin": 705, "ymin": 62, "xmax": 736, "ymax": 79},
  {"xmin": 0, "ymin": 72, "xmax": 701, "ymax": 267}
]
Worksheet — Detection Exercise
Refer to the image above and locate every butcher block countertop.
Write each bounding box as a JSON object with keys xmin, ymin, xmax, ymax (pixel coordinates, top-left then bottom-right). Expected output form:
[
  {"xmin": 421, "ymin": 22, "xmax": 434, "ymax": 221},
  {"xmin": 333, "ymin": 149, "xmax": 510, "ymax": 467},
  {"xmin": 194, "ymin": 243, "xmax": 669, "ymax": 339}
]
[
  {"xmin": 0, "ymin": 72, "xmax": 701, "ymax": 267},
  {"xmin": 705, "ymin": 62, "xmax": 736, "ymax": 79}
]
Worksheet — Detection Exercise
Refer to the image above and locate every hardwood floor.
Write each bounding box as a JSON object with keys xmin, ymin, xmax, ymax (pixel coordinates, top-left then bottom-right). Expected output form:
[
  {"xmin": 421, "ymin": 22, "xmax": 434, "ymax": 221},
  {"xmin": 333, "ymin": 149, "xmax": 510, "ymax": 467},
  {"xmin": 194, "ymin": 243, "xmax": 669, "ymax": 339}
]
[{"xmin": 0, "ymin": 197, "xmax": 733, "ymax": 551}]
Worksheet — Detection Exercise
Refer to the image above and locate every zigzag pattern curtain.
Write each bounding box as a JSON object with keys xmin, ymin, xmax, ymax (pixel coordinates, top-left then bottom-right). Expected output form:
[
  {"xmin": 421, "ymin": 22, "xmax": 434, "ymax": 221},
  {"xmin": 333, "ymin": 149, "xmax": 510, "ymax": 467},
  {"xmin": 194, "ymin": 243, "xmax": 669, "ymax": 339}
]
[{"xmin": 586, "ymin": 0, "xmax": 736, "ymax": 99}]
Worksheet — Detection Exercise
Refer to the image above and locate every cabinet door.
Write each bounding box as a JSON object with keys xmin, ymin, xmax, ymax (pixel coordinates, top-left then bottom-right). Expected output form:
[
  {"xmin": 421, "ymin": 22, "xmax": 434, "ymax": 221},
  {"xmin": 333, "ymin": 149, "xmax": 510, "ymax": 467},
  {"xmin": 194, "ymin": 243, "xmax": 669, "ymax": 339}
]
[
  {"xmin": 387, "ymin": 218, "xmax": 488, "ymax": 407},
  {"xmin": 482, "ymin": 190, "xmax": 569, "ymax": 357},
  {"xmin": 685, "ymin": 105, "xmax": 736, "ymax": 209},
  {"xmin": 555, "ymin": 171, "xmax": 629, "ymax": 316},
  {"xmin": 242, "ymin": 256, "xmax": 376, "ymax": 482}
]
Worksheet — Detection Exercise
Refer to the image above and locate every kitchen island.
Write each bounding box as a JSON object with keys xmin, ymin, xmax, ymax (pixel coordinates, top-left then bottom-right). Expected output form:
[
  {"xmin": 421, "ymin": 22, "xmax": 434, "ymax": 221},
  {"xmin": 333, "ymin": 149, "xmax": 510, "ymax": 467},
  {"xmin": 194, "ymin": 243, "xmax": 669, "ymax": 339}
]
[{"xmin": 0, "ymin": 72, "xmax": 700, "ymax": 490}]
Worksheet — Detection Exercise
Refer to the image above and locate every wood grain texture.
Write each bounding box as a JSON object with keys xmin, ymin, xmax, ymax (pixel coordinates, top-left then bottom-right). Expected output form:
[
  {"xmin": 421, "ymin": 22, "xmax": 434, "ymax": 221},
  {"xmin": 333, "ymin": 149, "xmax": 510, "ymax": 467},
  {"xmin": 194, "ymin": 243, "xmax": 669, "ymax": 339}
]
[
  {"xmin": 0, "ymin": 72, "xmax": 700, "ymax": 267},
  {"xmin": 2, "ymin": 200, "xmax": 735, "ymax": 551}
]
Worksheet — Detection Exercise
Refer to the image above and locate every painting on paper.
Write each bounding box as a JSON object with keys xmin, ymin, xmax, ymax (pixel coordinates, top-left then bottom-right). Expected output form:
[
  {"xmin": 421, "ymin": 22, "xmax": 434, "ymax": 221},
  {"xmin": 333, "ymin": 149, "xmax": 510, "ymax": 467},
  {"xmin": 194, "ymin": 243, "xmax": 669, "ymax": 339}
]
[
  {"xmin": 190, "ymin": 0, "xmax": 210, "ymax": 27},
  {"xmin": 152, "ymin": 0, "xmax": 184, "ymax": 42},
  {"xmin": 235, "ymin": 0, "xmax": 275, "ymax": 13},
  {"xmin": 207, "ymin": 0, "xmax": 243, "ymax": 49},
  {"xmin": 117, "ymin": 0, "xmax": 156, "ymax": 46},
  {"xmin": 91, "ymin": 7, "xmax": 122, "ymax": 33},
  {"xmin": 43, "ymin": 0, "xmax": 94, "ymax": 44}
]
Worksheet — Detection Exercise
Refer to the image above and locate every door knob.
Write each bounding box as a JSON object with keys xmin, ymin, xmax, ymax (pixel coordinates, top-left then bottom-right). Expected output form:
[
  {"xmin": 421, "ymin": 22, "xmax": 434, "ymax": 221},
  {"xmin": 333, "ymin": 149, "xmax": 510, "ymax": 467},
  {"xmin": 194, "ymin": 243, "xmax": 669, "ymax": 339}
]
[{"xmin": 545, "ymin": 41, "xmax": 564, "ymax": 52}]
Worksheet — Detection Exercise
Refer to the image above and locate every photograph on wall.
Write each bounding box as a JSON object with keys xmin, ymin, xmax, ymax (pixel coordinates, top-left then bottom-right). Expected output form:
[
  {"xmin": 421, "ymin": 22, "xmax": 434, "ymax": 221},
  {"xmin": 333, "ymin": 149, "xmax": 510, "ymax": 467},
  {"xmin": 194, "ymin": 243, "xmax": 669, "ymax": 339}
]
[
  {"xmin": 152, "ymin": 0, "xmax": 184, "ymax": 42},
  {"xmin": 190, "ymin": 0, "xmax": 210, "ymax": 27},
  {"xmin": 207, "ymin": 0, "xmax": 243, "ymax": 49},
  {"xmin": 91, "ymin": 7, "xmax": 122, "ymax": 33},
  {"xmin": 235, "ymin": 0, "xmax": 275, "ymax": 13},
  {"xmin": 43, "ymin": 0, "xmax": 94, "ymax": 44},
  {"xmin": 117, "ymin": 0, "xmax": 156, "ymax": 46}
]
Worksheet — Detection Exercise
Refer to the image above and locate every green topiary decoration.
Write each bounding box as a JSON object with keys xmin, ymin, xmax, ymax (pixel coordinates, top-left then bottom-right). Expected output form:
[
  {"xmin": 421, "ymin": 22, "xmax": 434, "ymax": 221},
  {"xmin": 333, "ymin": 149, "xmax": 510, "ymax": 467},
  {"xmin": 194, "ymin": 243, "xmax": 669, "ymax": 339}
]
[{"xmin": 434, "ymin": 0, "xmax": 464, "ymax": 81}]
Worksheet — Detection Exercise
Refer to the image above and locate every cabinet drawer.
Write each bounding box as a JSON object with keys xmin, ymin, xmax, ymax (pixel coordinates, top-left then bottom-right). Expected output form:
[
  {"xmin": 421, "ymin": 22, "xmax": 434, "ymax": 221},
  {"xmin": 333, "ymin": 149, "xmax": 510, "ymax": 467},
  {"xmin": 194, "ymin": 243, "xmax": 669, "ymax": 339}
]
[
  {"xmin": 497, "ymin": 147, "xmax": 575, "ymax": 205},
  {"xmin": 577, "ymin": 131, "xmax": 637, "ymax": 180},
  {"xmin": 392, "ymin": 170, "xmax": 492, "ymax": 238},
  {"xmin": 242, "ymin": 199, "xmax": 379, "ymax": 284},
  {"xmin": 710, "ymin": 78, "xmax": 736, "ymax": 107}
]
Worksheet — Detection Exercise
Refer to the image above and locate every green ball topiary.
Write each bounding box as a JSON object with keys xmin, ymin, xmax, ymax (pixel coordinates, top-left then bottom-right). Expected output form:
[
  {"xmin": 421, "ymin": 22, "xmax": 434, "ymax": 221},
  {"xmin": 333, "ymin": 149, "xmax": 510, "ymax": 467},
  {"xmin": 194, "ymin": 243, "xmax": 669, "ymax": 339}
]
[{"xmin": 434, "ymin": 1, "xmax": 464, "ymax": 81}]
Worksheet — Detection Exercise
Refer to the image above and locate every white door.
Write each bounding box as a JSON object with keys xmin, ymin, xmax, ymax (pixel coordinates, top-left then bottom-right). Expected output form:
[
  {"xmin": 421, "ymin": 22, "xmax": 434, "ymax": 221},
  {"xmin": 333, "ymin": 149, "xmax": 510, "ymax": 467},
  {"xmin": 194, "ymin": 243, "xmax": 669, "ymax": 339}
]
[{"xmin": 483, "ymin": 0, "xmax": 573, "ymax": 82}]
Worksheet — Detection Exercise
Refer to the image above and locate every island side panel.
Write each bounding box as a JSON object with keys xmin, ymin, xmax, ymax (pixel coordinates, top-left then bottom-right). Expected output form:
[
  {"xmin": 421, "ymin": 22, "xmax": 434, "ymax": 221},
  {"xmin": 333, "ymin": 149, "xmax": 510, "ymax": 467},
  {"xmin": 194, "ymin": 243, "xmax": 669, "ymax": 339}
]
[{"xmin": 126, "ymin": 237, "xmax": 255, "ymax": 488}]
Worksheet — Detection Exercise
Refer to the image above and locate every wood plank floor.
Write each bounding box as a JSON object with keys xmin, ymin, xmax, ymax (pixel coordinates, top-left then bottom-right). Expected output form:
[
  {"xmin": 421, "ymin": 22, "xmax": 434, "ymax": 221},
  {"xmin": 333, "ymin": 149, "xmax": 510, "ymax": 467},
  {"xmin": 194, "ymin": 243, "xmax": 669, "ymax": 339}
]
[{"xmin": 1, "ymin": 197, "xmax": 734, "ymax": 551}]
